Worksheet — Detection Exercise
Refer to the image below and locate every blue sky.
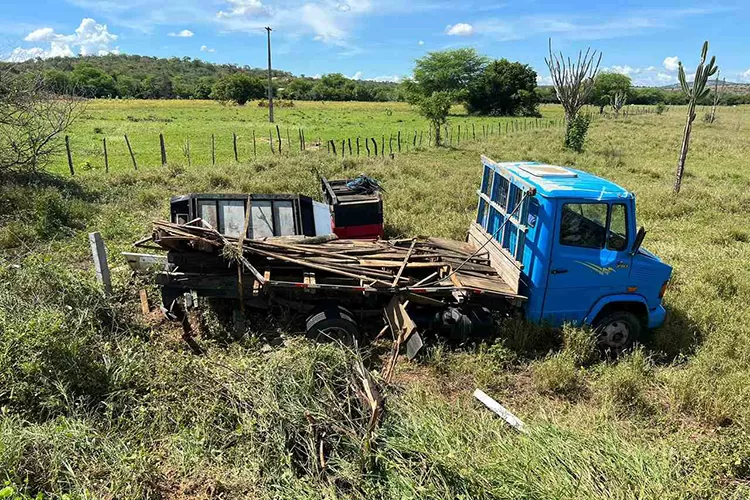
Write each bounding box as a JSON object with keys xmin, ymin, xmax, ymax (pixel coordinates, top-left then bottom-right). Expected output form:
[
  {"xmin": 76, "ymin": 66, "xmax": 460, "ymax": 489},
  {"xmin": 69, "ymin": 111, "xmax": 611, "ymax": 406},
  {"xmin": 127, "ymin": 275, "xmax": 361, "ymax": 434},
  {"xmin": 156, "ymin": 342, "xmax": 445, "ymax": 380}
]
[{"xmin": 2, "ymin": 0, "xmax": 749, "ymax": 86}]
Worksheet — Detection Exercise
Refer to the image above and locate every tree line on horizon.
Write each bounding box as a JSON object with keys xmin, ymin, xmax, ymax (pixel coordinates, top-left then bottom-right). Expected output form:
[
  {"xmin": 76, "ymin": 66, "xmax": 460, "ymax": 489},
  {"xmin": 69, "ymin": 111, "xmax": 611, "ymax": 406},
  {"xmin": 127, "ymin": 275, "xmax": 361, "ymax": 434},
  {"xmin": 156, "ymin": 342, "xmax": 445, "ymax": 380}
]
[{"xmin": 2, "ymin": 52, "xmax": 749, "ymax": 108}]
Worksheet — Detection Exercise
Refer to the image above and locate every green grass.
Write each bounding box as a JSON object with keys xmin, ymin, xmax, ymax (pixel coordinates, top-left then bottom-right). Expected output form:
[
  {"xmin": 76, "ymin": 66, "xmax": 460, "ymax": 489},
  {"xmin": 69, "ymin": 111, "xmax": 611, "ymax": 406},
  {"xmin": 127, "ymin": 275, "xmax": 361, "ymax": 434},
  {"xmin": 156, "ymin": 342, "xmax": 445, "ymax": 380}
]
[{"xmin": 2, "ymin": 101, "xmax": 750, "ymax": 498}]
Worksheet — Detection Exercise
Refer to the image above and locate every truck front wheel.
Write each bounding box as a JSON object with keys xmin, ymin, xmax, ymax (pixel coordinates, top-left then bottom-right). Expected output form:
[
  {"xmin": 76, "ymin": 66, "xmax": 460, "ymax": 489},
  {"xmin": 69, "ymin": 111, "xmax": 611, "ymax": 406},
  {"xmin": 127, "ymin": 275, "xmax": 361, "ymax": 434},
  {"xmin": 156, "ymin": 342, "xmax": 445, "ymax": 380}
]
[{"xmin": 594, "ymin": 311, "xmax": 641, "ymax": 352}]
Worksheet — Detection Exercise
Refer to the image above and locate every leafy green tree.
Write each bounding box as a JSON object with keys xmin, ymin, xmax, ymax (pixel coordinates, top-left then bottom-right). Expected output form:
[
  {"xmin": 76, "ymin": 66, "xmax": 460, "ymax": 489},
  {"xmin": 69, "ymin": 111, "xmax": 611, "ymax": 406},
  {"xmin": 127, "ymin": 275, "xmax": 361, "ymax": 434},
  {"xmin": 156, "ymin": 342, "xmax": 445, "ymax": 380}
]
[
  {"xmin": 211, "ymin": 73, "xmax": 265, "ymax": 105},
  {"xmin": 465, "ymin": 59, "xmax": 540, "ymax": 116},
  {"xmin": 416, "ymin": 91, "xmax": 453, "ymax": 146},
  {"xmin": 409, "ymin": 48, "xmax": 487, "ymax": 100},
  {"xmin": 42, "ymin": 69, "xmax": 71, "ymax": 94},
  {"xmin": 114, "ymin": 75, "xmax": 140, "ymax": 98},
  {"xmin": 591, "ymin": 73, "xmax": 632, "ymax": 113},
  {"xmin": 193, "ymin": 77, "xmax": 216, "ymax": 99},
  {"xmin": 281, "ymin": 78, "xmax": 314, "ymax": 100},
  {"xmin": 70, "ymin": 64, "xmax": 116, "ymax": 98}
]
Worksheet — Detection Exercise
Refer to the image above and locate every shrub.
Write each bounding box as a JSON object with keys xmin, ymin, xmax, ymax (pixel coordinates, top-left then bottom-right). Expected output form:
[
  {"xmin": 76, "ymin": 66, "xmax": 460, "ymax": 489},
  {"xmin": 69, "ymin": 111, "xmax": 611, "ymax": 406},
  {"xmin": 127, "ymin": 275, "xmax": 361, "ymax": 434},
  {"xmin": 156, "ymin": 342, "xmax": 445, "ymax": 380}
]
[
  {"xmin": 655, "ymin": 102, "xmax": 666, "ymax": 114},
  {"xmin": 564, "ymin": 114, "xmax": 592, "ymax": 152}
]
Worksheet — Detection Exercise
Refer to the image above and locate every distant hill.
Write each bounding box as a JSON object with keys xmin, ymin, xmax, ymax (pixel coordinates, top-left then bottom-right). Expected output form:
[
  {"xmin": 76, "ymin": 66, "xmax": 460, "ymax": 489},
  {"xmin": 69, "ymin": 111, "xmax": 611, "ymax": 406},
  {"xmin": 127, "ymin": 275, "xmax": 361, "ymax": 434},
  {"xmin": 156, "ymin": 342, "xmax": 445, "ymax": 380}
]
[
  {"xmin": 0, "ymin": 54, "xmax": 400, "ymax": 101},
  {"xmin": 660, "ymin": 82, "xmax": 750, "ymax": 94}
]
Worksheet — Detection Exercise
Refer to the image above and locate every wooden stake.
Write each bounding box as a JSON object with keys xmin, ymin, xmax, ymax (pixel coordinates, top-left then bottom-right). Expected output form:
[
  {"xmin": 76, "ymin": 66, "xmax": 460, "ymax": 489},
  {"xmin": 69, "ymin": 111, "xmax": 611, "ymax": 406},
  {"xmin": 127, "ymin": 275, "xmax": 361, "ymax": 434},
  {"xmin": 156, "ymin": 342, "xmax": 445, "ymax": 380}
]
[
  {"xmin": 348, "ymin": 137, "xmax": 352, "ymax": 155},
  {"xmin": 276, "ymin": 125, "xmax": 282, "ymax": 154},
  {"xmin": 397, "ymin": 130, "xmax": 401, "ymax": 152},
  {"xmin": 159, "ymin": 133, "xmax": 167, "ymax": 166},
  {"xmin": 270, "ymin": 129, "xmax": 275, "ymax": 154},
  {"xmin": 253, "ymin": 130, "xmax": 257, "ymax": 158},
  {"xmin": 139, "ymin": 289, "xmax": 150, "ymax": 315},
  {"xmin": 125, "ymin": 135, "xmax": 137, "ymax": 170},
  {"xmin": 212, "ymin": 134, "xmax": 216, "ymax": 164},
  {"xmin": 233, "ymin": 132, "xmax": 238, "ymax": 162},
  {"xmin": 102, "ymin": 137, "xmax": 108, "ymax": 173},
  {"xmin": 65, "ymin": 135, "xmax": 74, "ymax": 176}
]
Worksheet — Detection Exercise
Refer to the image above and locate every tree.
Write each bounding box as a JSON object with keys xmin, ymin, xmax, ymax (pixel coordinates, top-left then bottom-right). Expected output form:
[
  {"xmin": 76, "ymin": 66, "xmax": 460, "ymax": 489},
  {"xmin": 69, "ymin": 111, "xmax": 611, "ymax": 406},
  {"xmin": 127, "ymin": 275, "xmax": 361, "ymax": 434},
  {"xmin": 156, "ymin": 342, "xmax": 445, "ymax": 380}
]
[
  {"xmin": 465, "ymin": 59, "xmax": 540, "ymax": 116},
  {"xmin": 673, "ymin": 41, "xmax": 718, "ymax": 194},
  {"xmin": 591, "ymin": 73, "xmax": 632, "ymax": 114},
  {"xmin": 416, "ymin": 92, "xmax": 453, "ymax": 147},
  {"xmin": 409, "ymin": 48, "xmax": 487, "ymax": 100},
  {"xmin": 545, "ymin": 39, "xmax": 601, "ymax": 151},
  {"xmin": 211, "ymin": 73, "xmax": 265, "ymax": 105},
  {"xmin": 70, "ymin": 64, "xmax": 116, "ymax": 98},
  {"xmin": 281, "ymin": 78, "xmax": 314, "ymax": 100},
  {"xmin": 0, "ymin": 69, "xmax": 83, "ymax": 173}
]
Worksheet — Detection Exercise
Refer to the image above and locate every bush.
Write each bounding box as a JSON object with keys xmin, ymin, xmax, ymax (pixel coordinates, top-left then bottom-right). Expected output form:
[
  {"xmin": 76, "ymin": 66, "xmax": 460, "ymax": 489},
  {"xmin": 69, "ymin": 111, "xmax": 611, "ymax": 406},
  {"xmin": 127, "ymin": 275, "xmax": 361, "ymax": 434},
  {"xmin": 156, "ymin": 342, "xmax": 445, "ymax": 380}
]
[
  {"xmin": 655, "ymin": 102, "xmax": 667, "ymax": 114},
  {"xmin": 564, "ymin": 114, "xmax": 592, "ymax": 152}
]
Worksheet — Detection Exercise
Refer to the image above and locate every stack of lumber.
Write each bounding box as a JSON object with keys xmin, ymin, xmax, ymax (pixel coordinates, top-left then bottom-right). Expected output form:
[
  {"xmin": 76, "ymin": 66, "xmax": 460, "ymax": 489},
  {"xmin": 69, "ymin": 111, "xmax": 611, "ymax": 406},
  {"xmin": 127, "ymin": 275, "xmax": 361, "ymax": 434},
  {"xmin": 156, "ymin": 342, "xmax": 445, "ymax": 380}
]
[{"xmin": 140, "ymin": 220, "xmax": 513, "ymax": 295}]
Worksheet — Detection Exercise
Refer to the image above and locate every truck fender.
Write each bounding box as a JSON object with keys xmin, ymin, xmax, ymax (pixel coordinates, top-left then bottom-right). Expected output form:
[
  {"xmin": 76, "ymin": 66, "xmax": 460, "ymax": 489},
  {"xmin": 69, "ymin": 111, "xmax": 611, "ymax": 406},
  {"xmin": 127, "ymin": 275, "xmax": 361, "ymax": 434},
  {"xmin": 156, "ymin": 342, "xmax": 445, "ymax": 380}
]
[{"xmin": 583, "ymin": 294, "xmax": 649, "ymax": 326}]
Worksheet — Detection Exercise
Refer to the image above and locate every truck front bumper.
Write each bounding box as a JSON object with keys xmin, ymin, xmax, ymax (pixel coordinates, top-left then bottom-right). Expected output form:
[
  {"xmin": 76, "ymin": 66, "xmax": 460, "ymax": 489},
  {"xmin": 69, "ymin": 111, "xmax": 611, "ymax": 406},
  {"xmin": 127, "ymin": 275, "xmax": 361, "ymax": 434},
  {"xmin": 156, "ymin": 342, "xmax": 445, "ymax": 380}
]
[{"xmin": 648, "ymin": 304, "xmax": 667, "ymax": 329}]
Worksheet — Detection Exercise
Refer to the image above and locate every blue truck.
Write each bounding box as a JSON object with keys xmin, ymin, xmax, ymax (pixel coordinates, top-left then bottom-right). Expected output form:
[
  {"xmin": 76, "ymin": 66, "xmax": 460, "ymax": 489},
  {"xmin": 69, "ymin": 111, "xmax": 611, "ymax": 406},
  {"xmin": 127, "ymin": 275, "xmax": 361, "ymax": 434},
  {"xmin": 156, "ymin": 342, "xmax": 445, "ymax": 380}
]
[
  {"xmin": 145, "ymin": 155, "xmax": 672, "ymax": 353},
  {"xmin": 472, "ymin": 155, "xmax": 672, "ymax": 350}
]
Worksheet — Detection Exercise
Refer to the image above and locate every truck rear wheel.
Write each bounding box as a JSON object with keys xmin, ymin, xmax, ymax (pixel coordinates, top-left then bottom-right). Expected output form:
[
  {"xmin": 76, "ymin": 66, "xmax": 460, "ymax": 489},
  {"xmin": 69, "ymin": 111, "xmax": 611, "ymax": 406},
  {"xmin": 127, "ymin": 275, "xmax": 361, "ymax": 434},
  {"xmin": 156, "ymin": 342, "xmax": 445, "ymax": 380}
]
[
  {"xmin": 305, "ymin": 307, "xmax": 360, "ymax": 346},
  {"xmin": 594, "ymin": 311, "xmax": 640, "ymax": 352}
]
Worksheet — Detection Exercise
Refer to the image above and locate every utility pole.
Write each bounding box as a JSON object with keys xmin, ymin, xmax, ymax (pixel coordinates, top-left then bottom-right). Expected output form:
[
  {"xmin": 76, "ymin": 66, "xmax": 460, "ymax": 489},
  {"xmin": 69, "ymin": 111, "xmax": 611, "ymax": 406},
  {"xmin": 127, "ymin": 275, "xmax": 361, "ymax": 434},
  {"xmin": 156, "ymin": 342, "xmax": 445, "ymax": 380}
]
[{"xmin": 265, "ymin": 26, "xmax": 274, "ymax": 123}]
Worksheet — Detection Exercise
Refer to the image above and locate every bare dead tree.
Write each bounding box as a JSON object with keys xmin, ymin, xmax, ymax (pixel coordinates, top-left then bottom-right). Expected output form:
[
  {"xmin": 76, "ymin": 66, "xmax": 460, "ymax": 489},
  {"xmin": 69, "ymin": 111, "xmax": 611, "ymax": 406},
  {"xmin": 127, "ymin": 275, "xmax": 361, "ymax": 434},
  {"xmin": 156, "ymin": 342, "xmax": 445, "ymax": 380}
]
[
  {"xmin": 545, "ymin": 38, "xmax": 602, "ymax": 122},
  {"xmin": 0, "ymin": 68, "xmax": 84, "ymax": 174}
]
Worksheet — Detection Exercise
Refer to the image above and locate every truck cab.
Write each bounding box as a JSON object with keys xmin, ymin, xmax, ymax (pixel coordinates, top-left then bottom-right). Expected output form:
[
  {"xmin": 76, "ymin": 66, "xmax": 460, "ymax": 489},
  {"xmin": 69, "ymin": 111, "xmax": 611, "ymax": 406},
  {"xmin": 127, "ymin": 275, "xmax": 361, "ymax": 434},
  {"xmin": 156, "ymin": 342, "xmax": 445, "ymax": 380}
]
[{"xmin": 474, "ymin": 156, "xmax": 672, "ymax": 350}]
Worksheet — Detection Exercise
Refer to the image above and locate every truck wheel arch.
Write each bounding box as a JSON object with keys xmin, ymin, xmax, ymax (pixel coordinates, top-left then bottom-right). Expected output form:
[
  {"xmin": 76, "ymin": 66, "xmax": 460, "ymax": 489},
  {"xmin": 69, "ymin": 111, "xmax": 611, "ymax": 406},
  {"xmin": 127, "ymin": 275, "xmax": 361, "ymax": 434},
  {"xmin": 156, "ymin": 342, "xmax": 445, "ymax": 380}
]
[{"xmin": 586, "ymin": 296, "xmax": 649, "ymax": 330}]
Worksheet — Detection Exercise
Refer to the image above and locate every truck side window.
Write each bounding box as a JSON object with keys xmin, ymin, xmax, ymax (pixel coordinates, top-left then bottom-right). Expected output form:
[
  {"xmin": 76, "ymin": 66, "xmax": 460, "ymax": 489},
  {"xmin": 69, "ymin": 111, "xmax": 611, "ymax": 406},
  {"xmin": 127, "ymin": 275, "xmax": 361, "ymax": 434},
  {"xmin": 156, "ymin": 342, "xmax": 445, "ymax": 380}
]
[
  {"xmin": 608, "ymin": 204, "xmax": 629, "ymax": 251},
  {"xmin": 560, "ymin": 203, "xmax": 607, "ymax": 249}
]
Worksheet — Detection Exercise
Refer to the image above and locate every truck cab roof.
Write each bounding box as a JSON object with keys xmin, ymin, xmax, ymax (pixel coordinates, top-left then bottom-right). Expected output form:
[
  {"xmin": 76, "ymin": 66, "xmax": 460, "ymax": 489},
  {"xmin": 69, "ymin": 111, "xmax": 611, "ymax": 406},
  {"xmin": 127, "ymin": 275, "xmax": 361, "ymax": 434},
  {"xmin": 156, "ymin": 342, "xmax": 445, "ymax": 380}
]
[{"xmin": 482, "ymin": 156, "xmax": 634, "ymax": 202}]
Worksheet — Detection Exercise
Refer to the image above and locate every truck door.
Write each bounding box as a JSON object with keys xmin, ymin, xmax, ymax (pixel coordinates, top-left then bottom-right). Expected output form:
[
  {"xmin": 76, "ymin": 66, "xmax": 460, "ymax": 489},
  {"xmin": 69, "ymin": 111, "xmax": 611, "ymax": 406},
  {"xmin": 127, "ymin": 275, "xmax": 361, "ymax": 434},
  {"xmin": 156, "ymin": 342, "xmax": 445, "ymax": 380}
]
[{"xmin": 542, "ymin": 200, "xmax": 633, "ymax": 325}]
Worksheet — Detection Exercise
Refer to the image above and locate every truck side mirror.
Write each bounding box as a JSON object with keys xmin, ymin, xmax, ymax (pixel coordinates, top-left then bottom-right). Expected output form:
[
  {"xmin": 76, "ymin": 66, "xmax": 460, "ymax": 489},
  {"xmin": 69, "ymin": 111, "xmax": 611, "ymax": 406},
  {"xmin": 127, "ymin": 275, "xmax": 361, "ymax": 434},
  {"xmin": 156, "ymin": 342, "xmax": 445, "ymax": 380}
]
[{"xmin": 631, "ymin": 226, "xmax": 647, "ymax": 255}]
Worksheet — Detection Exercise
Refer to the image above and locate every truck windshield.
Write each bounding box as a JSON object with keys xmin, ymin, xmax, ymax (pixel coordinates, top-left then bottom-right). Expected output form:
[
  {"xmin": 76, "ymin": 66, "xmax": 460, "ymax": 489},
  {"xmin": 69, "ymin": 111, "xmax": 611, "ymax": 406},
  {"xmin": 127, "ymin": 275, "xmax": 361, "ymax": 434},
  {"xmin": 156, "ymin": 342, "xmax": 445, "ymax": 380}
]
[{"xmin": 560, "ymin": 202, "xmax": 629, "ymax": 251}]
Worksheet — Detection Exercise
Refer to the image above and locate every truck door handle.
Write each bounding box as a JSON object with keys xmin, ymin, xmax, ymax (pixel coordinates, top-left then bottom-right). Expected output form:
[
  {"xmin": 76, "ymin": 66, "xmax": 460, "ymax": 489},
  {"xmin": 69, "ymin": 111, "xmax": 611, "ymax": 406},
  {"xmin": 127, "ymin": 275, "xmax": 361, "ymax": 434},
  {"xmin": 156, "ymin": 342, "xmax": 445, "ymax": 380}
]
[{"xmin": 551, "ymin": 268, "xmax": 568, "ymax": 275}]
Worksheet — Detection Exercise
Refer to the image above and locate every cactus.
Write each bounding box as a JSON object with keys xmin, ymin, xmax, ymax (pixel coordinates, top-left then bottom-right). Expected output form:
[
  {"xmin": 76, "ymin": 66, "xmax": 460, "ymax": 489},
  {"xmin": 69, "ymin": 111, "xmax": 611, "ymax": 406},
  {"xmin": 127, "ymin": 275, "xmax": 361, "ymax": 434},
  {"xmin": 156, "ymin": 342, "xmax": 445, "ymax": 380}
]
[
  {"xmin": 707, "ymin": 71, "xmax": 724, "ymax": 124},
  {"xmin": 673, "ymin": 41, "xmax": 718, "ymax": 194},
  {"xmin": 609, "ymin": 91, "xmax": 627, "ymax": 117}
]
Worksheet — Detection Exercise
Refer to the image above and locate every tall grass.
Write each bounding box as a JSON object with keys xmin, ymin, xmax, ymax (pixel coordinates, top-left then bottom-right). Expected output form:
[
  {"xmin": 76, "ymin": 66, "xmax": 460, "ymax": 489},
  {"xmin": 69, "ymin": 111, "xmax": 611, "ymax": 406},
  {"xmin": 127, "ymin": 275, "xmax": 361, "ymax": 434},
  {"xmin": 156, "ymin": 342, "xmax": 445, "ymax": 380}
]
[{"xmin": 1, "ymin": 103, "xmax": 750, "ymax": 498}]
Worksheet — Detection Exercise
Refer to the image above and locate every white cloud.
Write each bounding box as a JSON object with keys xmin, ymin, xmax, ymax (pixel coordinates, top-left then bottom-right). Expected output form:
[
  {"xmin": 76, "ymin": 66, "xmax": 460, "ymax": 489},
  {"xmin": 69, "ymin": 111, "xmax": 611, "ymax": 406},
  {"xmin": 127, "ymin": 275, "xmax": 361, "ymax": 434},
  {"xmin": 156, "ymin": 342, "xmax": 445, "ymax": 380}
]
[
  {"xmin": 536, "ymin": 74, "xmax": 553, "ymax": 86},
  {"xmin": 349, "ymin": 71, "xmax": 363, "ymax": 80},
  {"xmin": 740, "ymin": 69, "xmax": 750, "ymax": 82},
  {"xmin": 445, "ymin": 23, "xmax": 474, "ymax": 36},
  {"xmin": 610, "ymin": 65, "xmax": 634, "ymax": 76},
  {"xmin": 168, "ymin": 29, "xmax": 194, "ymax": 37},
  {"xmin": 663, "ymin": 56, "xmax": 680, "ymax": 71},
  {"xmin": 200, "ymin": 45, "xmax": 216, "ymax": 53},
  {"xmin": 24, "ymin": 27, "xmax": 55, "ymax": 42},
  {"xmin": 657, "ymin": 72, "xmax": 676, "ymax": 83},
  {"xmin": 369, "ymin": 75, "xmax": 402, "ymax": 83},
  {"xmin": 217, "ymin": 0, "xmax": 267, "ymax": 18},
  {"xmin": 418, "ymin": 40, "xmax": 424, "ymax": 45},
  {"xmin": 5, "ymin": 18, "xmax": 118, "ymax": 61}
]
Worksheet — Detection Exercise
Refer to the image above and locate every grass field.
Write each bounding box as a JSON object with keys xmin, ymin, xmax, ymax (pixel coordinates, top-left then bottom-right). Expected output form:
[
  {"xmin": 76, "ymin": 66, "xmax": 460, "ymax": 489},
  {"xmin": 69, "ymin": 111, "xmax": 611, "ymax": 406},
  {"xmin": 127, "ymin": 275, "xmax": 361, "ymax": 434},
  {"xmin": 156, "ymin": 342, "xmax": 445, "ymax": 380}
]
[
  {"xmin": 55, "ymin": 100, "xmax": 567, "ymax": 174},
  {"xmin": 2, "ymin": 100, "xmax": 750, "ymax": 499}
]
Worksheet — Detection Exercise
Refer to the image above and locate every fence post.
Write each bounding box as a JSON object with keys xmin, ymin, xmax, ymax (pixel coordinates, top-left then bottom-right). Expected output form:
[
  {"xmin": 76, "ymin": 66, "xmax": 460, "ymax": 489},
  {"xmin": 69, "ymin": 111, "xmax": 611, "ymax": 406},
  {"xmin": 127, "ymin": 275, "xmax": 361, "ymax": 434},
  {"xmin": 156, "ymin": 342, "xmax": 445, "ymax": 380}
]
[
  {"xmin": 276, "ymin": 125, "xmax": 282, "ymax": 154},
  {"xmin": 428, "ymin": 127, "xmax": 432, "ymax": 147},
  {"xmin": 65, "ymin": 135, "xmax": 74, "ymax": 176},
  {"xmin": 253, "ymin": 130, "xmax": 257, "ymax": 158},
  {"xmin": 299, "ymin": 128, "xmax": 303, "ymax": 151},
  {"xmin": 348, "ymin": 138, "xmax": 352, "ymax": 155},
  {"xmin": 397, "ymin": 131, "xmax": 401, "ymax": 152},
  {"xmin": 287, "ymin": 128, "xmax": 291, "ymax": 151},
  {"xmin": 356, "ymin": 137, "xmax": 360, "ymax": 155},
  {"xmin": 186, "ymin": 137, "xmax": 191, "ymax": 167},
  {"xmin": 389, "ymin": 134, "xmax": 393, "ymax": 155},
  {"xmin": 102, "ymin": 137, "xmax": 109, "ymax": 173},
  {"xmin": 270, "ymin": 130, "xmax": 275, "ymax": 154},
  {"xmin": 159, "ymin": 133, "xmax": 167, "ymax": 166},
  {"xmin": 457, "ymin": 125, "xmax": 460, "ymax": 146},
  {"xmin": 89, "ymin": 231, "xmax": 112, "ymax": 297},
  {"xmin": 365, "ymin": 138, "xmax": 370, "ymax": 156},
  {"xmin": 233, "ymin": 132, "xmax": 238, "ymax": 162},
  {"xmin": 419, "ymin": 131, "xmax": 423, "ymax": 148},
  {"xmin": 125, "ymin": 135, "xmax": 137, "ymax": 170},
  {"xmin": 342, "ymin": 139, "xmax": 345, "ymax": 158},
  {"xmin": 372, "ymin": 138, "xmax": 378, "ymax": 157},
  {"xmin": 212, "ymin": 134, "xmax": 216, "ymax": 164},
  {"xmin": 331, "ymin": 140, "xmax": 337, "ymax": 155},
  {"xmin": 381, "ymin": 135, "xmax": 385, "ymax": 157}
]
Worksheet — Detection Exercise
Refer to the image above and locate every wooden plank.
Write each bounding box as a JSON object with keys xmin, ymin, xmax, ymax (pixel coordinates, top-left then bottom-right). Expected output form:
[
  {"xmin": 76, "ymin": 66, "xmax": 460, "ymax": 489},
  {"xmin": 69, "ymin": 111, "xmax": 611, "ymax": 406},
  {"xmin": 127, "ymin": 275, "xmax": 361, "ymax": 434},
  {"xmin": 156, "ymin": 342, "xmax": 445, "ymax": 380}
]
[
  {"xmin": 473, "ymin": 389, "xmax": 527, "ymax": 434},
  {"xmin": 427, "ymin": 236, "xmax": 477, "ymax": 256},
  {"xmin": 139, "ymin": 289, "xmax": 150, "ymax": 315},
  {"xmin": 392, "ymin": 239, "xmax": 416, "ymax": 286}
]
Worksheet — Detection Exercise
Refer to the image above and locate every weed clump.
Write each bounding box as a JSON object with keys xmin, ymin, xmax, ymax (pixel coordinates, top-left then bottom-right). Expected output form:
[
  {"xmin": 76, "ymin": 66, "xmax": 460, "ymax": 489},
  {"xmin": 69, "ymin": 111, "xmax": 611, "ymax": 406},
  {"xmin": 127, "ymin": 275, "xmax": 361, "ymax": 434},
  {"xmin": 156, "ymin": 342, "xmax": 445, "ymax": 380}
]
[
  {"xmin": 532, "ymin": 352, "xmax": 584, "ymax": 397},
  {"xmin": 597, "ymin": 348, "xmax": 653, "ymax": 414}
]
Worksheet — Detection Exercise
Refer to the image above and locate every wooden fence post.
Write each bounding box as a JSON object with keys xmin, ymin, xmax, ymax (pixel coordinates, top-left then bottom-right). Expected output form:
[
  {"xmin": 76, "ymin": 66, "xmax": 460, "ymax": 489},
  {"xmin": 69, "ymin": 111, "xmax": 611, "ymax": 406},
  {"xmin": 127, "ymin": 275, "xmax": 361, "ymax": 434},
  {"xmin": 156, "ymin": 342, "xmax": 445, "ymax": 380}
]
[
  {"xmin": 253, "ymin": 130, "xmax": 257, "ymax": 158},
  {"xmin": 389, "ymin": 134, "xmax": 393, "ymax": 155},
  {"xmin": 65, "ymin": 135, "xmax": 74, "ymax": 176},
  {"xmin": 186, "ymin": 137, "xmax": 191, "ymax": 167},
  {"xmin": 102, "ymin": 138, "xmax": 109, "ymax": 173},
  {"xmin": 397, "ymin": 131, "xmax": 401, "ymax": 152},
  {"xmin": 372, "ymin": 137, "xmax": 378, "ymax": 157},
  {"xmin": 270, "ymin": 130, "xmax": 275, "ymax": 154},
  {"xmin": 124, "ymin": 135, "xmax": 137, "ymax": 170},
  {"xmin": 365, "ymin": 138, "xmax": 370, "ymax": 156},
  {"xmin": 212, "ymin": 134, "xmax": 216, "ymax": 164},
  {"xmin": 412, "ymin": 130, "xmax": 417, "ymax": 148},
  {"xmin": 89, "ymin": 231, "xmax": 112, "ymax": 297},
  {"xmin": 331, "ymin": 140, "xmax": 337, "ymax": 156},
  {"xmin": 356, "ymin": 137, "xmax": 360, "ymax": 155},
  {"xmin": 348, "ymin": 138, "xmax": 352, "ymax": 155},
  {"xmin": 457, "ymin": 125, "xmax": 460, "ymax": 146},
  {"xmin": 472, "ymin": 123, "xmax": 476, "ymax": 140},
  {"xmin": 381, "ymin": 135, "xmax": 385, "ymax": 157},
  {"xmin": 276, "ymin": 125, "xmax": 282, "ymax": 154},
  {"xmin": 159, "ymin": 133, "xmax": 167, "ymax": 166},
  {"xmin": 342, "ymin": 139, "xmax": 345, "ymax": 158},
  {"xmin": 233, "ymin": 132, "xmax": 238, "ymax": 162},
  {"xmin": 287, "ymin": 128, "xmax": 291, "ymax": 151}
]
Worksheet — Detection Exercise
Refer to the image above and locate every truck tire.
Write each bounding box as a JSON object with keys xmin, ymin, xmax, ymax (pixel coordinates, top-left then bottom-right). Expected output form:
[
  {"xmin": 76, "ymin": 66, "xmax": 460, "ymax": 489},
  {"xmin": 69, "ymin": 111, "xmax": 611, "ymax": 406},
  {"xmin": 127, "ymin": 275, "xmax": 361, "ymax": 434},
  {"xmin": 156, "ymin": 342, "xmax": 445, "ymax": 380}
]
[
  {"xmin": 305, "ymin": 307, "xmax": 360, "ymax": 346},
  {"xmin": 594, "ymin": 311, "xmax": 641, "ymax": 352}
]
